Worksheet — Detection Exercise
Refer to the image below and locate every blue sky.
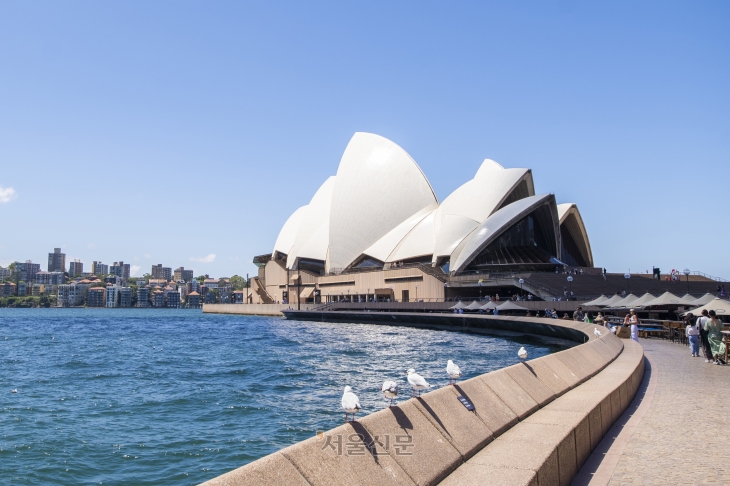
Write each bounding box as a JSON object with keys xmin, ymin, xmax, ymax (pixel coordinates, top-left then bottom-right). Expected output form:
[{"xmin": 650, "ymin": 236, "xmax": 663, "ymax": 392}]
[{"xmin": 1, "ymin": 1, "xmax": 728, "ymax": 279}]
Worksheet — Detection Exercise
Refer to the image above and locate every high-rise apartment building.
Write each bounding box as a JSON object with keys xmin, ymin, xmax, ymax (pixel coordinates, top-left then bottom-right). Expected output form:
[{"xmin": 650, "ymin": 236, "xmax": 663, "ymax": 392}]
[
  {"xmin": 119, "ymin": 287, "xmax": 132, "ymax": 307},
  {"xmin": 0, "ymin": 282, "xmax": 17, "ymax": 297},
  {"xmin": 91, "ymin": 261, "xmax": 109, "ymax": 276},
  {"xmin": 34, "ymin": 271, "xmax": 66, "ymax": 285},
  {"xmin": 106, "ymin": 286, "xmax": 119, "ymax": 307},
  {"xmin": 151, "ymin": 289, "xmax": 165, "ymax": 307},
  {"xmin": 151, "ymin": 264, "xmax": 172, "ymax": 281},
  {"xmin": 57, "ymin": 284, "xmax": 87, "ymax": 307},
  {"xmin": 165, "ymin": 289, "xmax": 180, "ymax": 308},
  {"xmin": 69, "ymin": 260, "xmax": 84, "ymax": 276},
  {"xmin": 110, "ymin": 262, "xmax": 131, "ymax": 279},
  {"xmin": 137, "ymin": 286, "xmax": 150, "ymax": 307},
  {"xmin": 48, "ymin": 248, "xmax": 66, "ymax": 273},
  {"xmin": 15, "ymin": 261, "xmax": 41, "ymax": 282},
  {"xmin": 0, "ymin": 266, "xmax": 11, "ymax": 279},
  {"xmin": 174, "ymin": 267, "xmax": 194, "ymax": 283},
  {"xmin": 87, "ymin": 287, "xmax": 106, "ymax": 307}
]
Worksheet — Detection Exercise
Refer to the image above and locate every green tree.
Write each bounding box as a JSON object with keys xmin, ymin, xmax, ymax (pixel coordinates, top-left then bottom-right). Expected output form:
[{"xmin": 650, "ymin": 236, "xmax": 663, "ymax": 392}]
[
  {"xmin": 229, "ymin": 275, "xmax": 245, "ymax": 290},
  {"xmin": 7, "ymin": 262, "xmax": 20, "ymax": 284},
  {"xmin": 39, "ymin": 295, "xmax": 51, "ymax": 308}
]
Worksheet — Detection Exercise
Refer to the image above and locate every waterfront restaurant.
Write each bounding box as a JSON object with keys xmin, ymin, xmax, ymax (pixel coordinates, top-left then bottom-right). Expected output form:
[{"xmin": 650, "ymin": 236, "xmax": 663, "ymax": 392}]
[{"xmin": 251, "ymin": 133, "xmax": 593, "ymax": 306}]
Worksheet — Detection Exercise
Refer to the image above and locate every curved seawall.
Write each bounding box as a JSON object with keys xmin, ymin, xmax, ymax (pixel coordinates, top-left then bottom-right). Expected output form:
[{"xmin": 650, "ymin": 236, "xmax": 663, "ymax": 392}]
[{"xmin": 201, "ymin": 312, "xmax": 644, "ymax": 486}]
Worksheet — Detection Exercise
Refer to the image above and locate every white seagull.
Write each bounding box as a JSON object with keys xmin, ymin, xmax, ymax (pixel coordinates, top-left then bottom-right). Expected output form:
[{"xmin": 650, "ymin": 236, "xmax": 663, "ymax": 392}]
[
  {"xmin": 518, "ymin": 346, "xmax": 528, "ymax": 361},
  {"xmin": 594, "ymin": 328, "xmax": 602, "ymax": 337},
  {"xmin": 446, "ymin": 360, "xmax": 462, "ymax": 385},
  {"xmin": 406, "ymin": 369, "xmax": 430, "ymax": 397},
  {"xmin": 11, "ymin": 389, "xmax": 18, "ymax": 394},
  {"xmin": 381, "ymin": 380, "xmax": 399, "ymax": 407},
  {"xmin": 341, "ymin": 386, "xmax": 361, "ymax": 423}
]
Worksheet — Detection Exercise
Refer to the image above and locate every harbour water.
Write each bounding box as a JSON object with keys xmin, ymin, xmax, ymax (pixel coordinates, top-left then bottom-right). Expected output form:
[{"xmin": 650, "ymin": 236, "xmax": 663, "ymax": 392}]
[{"xmin": 0, "ymin": 308, "xmax": 562, "ymax": 485}]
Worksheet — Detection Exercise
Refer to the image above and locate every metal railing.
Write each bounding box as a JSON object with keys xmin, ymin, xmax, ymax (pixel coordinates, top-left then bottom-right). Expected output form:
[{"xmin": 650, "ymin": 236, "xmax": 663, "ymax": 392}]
[{"xmin": 690, "ymin": 271, "xmax": 728, "ymax": 282}]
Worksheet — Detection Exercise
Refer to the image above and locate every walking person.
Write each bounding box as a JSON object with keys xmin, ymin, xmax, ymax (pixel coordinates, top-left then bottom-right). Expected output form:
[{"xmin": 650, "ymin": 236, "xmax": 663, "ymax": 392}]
[
  {"xmin": 685, "ymin": 313, "xmax": 701, "ymax": 357},
  {"xmin": 697, "ymin": 309, "xmax": 713, "ymax": 363},
  {"xmin": 705, "ymin": 310, "xmax": 727, "ymax": 365},
  {"xmin": 628, "ymin": 308, "xmax": 640, "ymax": 342}
]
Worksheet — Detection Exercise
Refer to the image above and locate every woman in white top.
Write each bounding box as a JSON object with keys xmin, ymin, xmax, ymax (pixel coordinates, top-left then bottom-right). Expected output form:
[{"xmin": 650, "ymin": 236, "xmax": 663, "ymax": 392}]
[
  {"xmin": 685, "ymin": 313, "xmax": 701, "ymax": 357},
  {"xmin": 628, "ymin": 309, "xmax": 640, "ymax": 342}
]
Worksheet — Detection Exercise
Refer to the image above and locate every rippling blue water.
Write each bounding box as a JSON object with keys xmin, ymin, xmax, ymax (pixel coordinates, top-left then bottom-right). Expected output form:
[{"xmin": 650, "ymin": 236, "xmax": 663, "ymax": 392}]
[{"xmin": 0, "ymin": 308, "xmax": 562, "ymax": 485}]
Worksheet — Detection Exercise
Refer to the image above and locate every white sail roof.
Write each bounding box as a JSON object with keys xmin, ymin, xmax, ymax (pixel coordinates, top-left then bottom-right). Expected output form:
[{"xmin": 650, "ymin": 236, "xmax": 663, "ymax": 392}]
[
  {"xmin": 328, "ymin": 133, "xmax": 438, "ymax": 271},
  {"xmin": 360, "ymin": 204, "xmax": 437, "ymax": 263},
  {"xmin": 450, "ymin": 194, "xmax": 558, "ymax": 273},
  {"xmin": 388, "ymin": 209, "xmax": 437, "ymax": 262},
  {"xmin": 273, "ymin": 205, "xmax": 307, "ymax": 257},
  {"xmin": 432, "ymin": 159, "xmax": 534, "ymax": 259},
  {"xmin": 286, "ymin": 176, "xmax": 336, "ymax": 268}
]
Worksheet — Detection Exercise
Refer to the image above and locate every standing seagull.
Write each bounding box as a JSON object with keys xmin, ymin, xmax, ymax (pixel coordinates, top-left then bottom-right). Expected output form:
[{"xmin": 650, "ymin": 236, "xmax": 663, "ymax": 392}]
[
  {"xmin": 381, "ymin": 380, "xmax": 399, "ymax": 406},
  {"xmin": 518, "ymin": 346, "xmax": 528, "ymax": 362},
  {"xmin": 594, "ymin": 328, "xmax": 602, "ymax": 337},
  {"xmin": 341, "ymin": 386, "xmax": 361, "ymax": 423},
  {"xmin": 406, "ymin": 369, "xmax": 430, "ymax": 397},
  {"xmin": 446, "ymin": 360, "xmax": 462, "ymax": 385}
]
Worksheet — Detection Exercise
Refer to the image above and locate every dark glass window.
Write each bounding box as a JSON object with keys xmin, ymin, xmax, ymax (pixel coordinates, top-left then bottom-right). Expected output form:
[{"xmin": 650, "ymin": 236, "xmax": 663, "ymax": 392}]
[{"xmin": 465, "ymin": 205, "xmax": 556, "ymax": 271}]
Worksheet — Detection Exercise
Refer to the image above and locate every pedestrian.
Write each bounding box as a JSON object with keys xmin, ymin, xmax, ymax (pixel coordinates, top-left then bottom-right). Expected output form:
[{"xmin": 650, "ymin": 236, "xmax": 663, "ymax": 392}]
[
  {"xmin": 595, "ymin": 312, "xmax": 605, "ymax": 326},
  {"xmin": 628, "ymin": 308, "xmax": 640, "ymax": 342},
  {"xmin": 685, "ymin": 313, "xmax": 701, "ymax": 357},
  {"xmin": 705, "ymin": 310, "xmax": 727, "ymax": 365},
  {"xmin": 573, "ymin": 307, "xmax": 585, "ymax": 321},
  {"xmin": 697, "ymin": 309, "xmax": 713, "ymax": 363},
  {"xmin": 584, "ymin": 312, "xmax": 593, "ymax": 323}
]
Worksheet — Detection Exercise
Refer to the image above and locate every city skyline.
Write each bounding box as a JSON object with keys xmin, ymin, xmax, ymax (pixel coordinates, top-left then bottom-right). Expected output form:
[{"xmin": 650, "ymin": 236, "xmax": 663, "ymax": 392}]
[{"xmin": 1, "ymin": 2, "xmax": 728, "ymax": 279}]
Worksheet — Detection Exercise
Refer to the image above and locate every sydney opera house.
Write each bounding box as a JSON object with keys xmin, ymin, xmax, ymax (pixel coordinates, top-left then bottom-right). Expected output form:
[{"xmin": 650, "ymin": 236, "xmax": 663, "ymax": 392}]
[{"xmin": 251, "ymin": 133, "xmax": 593, "ymax": 305}]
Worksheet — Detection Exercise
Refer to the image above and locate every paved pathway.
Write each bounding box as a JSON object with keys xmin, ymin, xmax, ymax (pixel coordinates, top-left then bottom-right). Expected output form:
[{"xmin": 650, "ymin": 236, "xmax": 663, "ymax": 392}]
[{"xmin": 576, "ymin": 338, "xmax": 729, "ymax": 485}]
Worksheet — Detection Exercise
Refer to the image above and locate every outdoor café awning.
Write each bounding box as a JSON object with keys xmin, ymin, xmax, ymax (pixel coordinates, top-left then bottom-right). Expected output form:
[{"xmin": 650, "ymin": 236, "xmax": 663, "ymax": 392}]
[
  {"xmin": 640, "ymin": 292, "xmax": 695, "ymax": 308},
  {"xmin": 465, "ymin": 301, "xmax": 483, "ymax": 310},
  {"xmin": 628, "ymin": 293, "xmax": 656, "ymax": 308},
  {"xmin": 690, "ymin": 293, "xmax": 716, "ymax": 306},
  {"xmin": 607, "ymin": 294, "xmax": 638, "ymax": 308},
  {"xmin": 682, "ymin": 297, "xmax": 730, "ymax": 316},
  {"xmin": 449, "ymin": 301, "xmax": 467, "ymax": 309},
  {"xmin": 480, "ymin": 301, "xmax": 498, "ymax": 310},
  {"xmin": 299, "ymin": 287, "xmax": 314, "ymax": 299},
  {"xmin": 496, "ymin": 301, "xmax": 528, "ymax": 311},
  {"xmin": 582, "ymin": 295, "xmax": 608, "ymax": 306},
  {"xmin": 599, "ymin": 294, "xmax": 625, "ymax": 307}
]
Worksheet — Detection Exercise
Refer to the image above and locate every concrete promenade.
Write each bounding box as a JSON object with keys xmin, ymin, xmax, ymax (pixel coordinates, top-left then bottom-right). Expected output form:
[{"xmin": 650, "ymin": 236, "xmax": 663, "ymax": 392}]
[{"xmin": 574, "ymin": 339, "xmax": 729, "ymax": 485}]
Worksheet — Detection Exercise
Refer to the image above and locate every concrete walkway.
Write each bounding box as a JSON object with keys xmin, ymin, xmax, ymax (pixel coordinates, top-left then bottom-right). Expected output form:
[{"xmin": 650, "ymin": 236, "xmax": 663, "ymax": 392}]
[{"xmin": 574, "ymin": 338, "xmax": 729, "ymax": 485}]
